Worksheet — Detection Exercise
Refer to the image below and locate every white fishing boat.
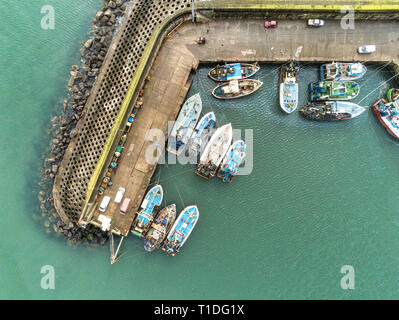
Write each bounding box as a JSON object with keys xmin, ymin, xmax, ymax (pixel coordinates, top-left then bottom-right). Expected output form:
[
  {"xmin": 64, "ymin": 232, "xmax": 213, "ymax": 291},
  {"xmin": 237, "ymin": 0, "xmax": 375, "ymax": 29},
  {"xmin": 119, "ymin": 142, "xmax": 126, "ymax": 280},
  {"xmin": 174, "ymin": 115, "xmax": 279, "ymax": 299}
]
[
  {"xmin": 167, "ymin": 93, "xmax": 202, "ymax": 156},
  {"xmin": 195, "ymin": 123, "xmax": 233, "ymax": 180}
]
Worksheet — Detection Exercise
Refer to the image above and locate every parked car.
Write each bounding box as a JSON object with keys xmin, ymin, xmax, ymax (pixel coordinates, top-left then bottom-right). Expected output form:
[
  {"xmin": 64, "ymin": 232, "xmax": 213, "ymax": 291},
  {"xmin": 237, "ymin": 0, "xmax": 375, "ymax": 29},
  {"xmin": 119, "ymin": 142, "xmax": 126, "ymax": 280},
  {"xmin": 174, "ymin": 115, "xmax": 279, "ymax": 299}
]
[
  {"xmin": 308, "ymin": 19, "xmax": 325, "ymax": 27},
  {"xmin": 114, "ymin": 187, "xmax": 125, "ymax": 203},
  {"xmin": 264, "ymin": 20, "xmax": 277, "ymax": 28},
  {"xmin": 99, "ymin": 196, "xmax": 111, "ymax": 212},
  {"xmin": 120, "ymin": 198, "xmax": 131, "ymax": 216},
  {"xmin": 126, "ymin": 115, "xmax": 134, "ymax": 127},
  {"xmin": 358, "ymin": 45, "xmax": 376, "ymax": 53}
]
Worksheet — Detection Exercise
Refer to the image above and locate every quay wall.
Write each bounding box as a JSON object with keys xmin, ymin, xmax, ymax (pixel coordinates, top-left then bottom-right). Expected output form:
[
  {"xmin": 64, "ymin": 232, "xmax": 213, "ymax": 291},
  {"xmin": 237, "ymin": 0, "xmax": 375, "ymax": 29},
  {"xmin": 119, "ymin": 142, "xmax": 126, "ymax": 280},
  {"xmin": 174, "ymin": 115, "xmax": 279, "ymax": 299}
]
[{"xmin": 52, "ymin": 0, "xmax": 399, "ymax": 227}]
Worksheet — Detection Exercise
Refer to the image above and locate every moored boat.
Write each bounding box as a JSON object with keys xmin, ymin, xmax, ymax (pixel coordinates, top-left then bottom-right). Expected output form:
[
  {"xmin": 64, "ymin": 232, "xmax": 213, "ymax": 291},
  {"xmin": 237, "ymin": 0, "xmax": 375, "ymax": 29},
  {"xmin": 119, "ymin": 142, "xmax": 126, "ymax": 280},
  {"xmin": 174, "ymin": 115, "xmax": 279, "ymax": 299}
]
[
  {"xmin": 131, "ymin": 185, "xmax": 163, "ymax": 237},
  {"xmin": 387, "ymin": 88, "xmax": 399, "ymax": 102},
  {"xmin": 167, "ymin": 93, "xmax": 202, "ymax": 156},
  {"xmin": 217, "ymin": 140, "xmax": 246, "ymax": 183},
  {"xmin": 161, "ymin": 205, "xmax": 199, "ymax": 256},
  {"xmin": 321, "ymin": 62, "xmax": 367, "ymax": 81},
  {"xmin": 309, "ymin": 80, "xmax": 360, "ymax": 101},
  {"xmin": 144, "ymin": 204, "xmax": 176, "ymax": 252},
  {"xmin": 279, "ymin": 60, "xmax": 299, "ymax": 113},
  {"xmin": 208, "ymin": 62, "xmax": 260, "ymax": 82},
  {"xmin": 212, "ymin": 79, "xmax": 263, "ymax": 100},
  {"xmin": 188, "ymin": 112, "xmax": 216, "ymax": 158},
  {"xmin": 372, "ymin": 98, "xmax": 399, "ymax": 139},
  {"xmin": 195, "ymin": 123, "xmax": 233, "ymax": 180},
  {"xmin": 300, "ymin": 101, "xmax": 365, "ymax": 121}
]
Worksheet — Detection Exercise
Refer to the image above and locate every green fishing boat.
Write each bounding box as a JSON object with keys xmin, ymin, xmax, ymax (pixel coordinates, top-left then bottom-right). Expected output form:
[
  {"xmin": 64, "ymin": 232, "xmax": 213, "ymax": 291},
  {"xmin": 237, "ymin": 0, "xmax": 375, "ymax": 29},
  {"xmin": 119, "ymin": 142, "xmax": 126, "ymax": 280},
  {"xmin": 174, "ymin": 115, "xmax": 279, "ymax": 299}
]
[
  {"xmin": 309, "ymin": 80, "xmax": 360, "ymax": 101},
  {"xmin": 387, "ymin": 88, "xmax": 399, "ymax": 102}
]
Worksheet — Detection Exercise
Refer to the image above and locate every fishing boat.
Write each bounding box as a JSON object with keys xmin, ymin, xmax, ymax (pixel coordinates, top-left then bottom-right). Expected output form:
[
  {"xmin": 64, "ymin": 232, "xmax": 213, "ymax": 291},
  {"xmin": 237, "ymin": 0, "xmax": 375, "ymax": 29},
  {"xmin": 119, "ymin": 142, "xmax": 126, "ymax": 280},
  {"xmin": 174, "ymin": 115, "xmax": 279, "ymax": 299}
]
[
  {"xmin": 300, "ymin": 101, "xmax": 365, "ymax": 121},
  {"xmin": 321, "ymin": 62, "xmax": 367, "ymax": 81},
  {"xmin": 195, "ymin": 123, "xmax": 233, "ymax": 180},
  {"xmin": 208, "ymin": 62, "xmax": 260, "ymax": 82},
  {"xmin": 372, "ymin": 98, "xmax": 399, "ymax": 139},
  {"xmin": 144, "ymin": 204, "xmax": 176, "ymax": 252},
  {"xmin": 309, "ymin": 81, "xmax": 360, "ymax": 101},
  {"xmin": 279, "ymin": 60, "xmax": 299, "ymax": 113},
  {"xmin": 161, "ymin": 205, "xmax": 199, "ymax": 256},
  {"xmin": 167, "ymin": 93, "xmax": 202, "ymax": 156},
  {"xmin": 387, "ymin": 88, "xmax": 399, "ymax": 102},
  {"xmin": 131, "ymin": 185, "xmax": 163, "ymax": 237},
  {"xmin": 188, "ymin": 112, "xmax": 216, "ymax": 158},
  {"xmin": 212, "ymin": 79, "xmax": 263, "ymax": 100},
  {"xmin": 217, "ymin": 140, "xmax": 246, "ymax": 183}
]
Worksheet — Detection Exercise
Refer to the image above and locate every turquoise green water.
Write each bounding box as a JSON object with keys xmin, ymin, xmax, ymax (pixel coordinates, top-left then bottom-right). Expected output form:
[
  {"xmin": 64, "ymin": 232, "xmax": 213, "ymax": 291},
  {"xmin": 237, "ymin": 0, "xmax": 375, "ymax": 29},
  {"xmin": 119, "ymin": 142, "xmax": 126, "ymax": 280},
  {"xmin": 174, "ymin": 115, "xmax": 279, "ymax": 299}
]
[{"xmin": 1, "ymin": 0, "xmax": 399, "ymax": 299}]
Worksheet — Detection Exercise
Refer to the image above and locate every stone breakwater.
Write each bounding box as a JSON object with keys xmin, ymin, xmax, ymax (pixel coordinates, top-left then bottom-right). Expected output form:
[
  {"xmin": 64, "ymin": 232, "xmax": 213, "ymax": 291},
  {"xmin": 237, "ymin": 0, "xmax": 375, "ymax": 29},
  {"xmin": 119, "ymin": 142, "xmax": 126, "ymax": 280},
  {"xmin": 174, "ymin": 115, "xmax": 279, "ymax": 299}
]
[{"xmin": 37, "ymin": 0, "xmax": 130, "ymax": 245}]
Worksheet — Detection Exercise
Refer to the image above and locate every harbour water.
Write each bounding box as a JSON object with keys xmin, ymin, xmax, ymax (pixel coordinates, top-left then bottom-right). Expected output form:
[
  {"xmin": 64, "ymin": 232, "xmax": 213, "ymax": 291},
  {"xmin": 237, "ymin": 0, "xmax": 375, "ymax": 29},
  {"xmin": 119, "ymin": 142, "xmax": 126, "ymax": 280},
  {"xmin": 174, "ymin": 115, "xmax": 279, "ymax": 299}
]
[{"xmin": 1, "ymin": 0, "xmax": 399, "ymax": 299}]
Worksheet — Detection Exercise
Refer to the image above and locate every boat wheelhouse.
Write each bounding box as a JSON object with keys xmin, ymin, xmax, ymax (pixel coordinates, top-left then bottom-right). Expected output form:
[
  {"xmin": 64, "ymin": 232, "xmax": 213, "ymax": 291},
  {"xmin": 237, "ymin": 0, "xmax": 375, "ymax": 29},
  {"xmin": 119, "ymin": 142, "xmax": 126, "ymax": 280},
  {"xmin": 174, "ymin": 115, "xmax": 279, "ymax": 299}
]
[{"xmin": 131, "ymin": 185, "xmax": 163, "ymax": 237}]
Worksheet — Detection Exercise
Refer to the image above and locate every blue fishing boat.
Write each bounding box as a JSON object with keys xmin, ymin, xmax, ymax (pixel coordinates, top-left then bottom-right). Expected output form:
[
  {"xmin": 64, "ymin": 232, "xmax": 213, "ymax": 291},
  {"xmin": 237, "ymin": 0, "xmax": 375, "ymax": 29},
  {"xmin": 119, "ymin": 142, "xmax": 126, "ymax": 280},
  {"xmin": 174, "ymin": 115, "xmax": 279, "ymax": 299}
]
[
  {"xmin": 161, "ymin": 205, "xmax": 199, "ymax": 256},
  {"xmin": 131, "ymin": 185, "xmax": 163, "ymax": 237},
  {"xmin": 279, "ymin": 60, "xmax": 299, "ymax": 114},
  {"xmin": 217, "ymin": 140, "xmax": 246, "ymax": 183},
  {"xmin": 208, "ymin": 63, "xmax": 260, "ymax": 82},
  {"xmin": 167, "ymin": 93, "xmax": 202, "ymax": 156},
  {"xmin": 321, "ymin": 62, "xmax": 367, "ymax": 81},
  {"xmin": 188, "ymin": 112, "xmax": 216, "ymax": 158},
  {"xmin": 144, "ymin": 204, "xmax": 176, "ymax": 252}
]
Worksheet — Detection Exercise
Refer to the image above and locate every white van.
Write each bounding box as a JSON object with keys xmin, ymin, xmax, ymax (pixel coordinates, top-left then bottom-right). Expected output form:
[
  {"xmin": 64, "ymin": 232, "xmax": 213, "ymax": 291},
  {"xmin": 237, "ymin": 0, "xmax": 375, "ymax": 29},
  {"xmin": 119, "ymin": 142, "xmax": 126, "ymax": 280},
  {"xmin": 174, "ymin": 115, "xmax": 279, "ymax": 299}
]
[
  {"xmin": 99, "ymin": 196, "xmax": 111, "ymax": 212},
  {"xmin": 114, "ymin": 187, "xmax": 125, "ymax": 203},
  {"xmin": 358, "ymin": 45, "xmax": 376, "ymax": 53}
]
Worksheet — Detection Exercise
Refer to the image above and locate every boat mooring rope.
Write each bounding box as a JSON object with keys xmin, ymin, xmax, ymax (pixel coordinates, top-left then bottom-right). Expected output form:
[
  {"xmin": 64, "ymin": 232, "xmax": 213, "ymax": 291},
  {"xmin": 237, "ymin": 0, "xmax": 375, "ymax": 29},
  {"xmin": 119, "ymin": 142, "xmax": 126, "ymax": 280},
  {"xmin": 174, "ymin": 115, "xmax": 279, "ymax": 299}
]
[{"xmin": 358, "ymin": 71, "xmax": 399, "ymax": 105}]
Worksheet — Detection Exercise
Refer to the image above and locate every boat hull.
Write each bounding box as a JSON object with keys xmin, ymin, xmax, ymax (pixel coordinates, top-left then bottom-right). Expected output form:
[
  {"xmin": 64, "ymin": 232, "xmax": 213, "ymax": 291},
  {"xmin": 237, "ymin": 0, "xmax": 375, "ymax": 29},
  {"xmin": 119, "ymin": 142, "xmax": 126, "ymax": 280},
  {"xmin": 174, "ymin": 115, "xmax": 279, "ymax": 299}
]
[
  {"xmin": 161, "ymin": 205, "xmax": 199, "ymax": 256},
  {"xmin": 212, "ymin": 80, "xmax": 263, "ymax": 100},
  {"xmin": 387, "ymin": 88, "xmax": 399, "ymax": 102},
  {"xmin": 300, "ymin": 101, "xmax": 365, "ymax": 121},
  {"xmin": 208, "ymin": 63, "xmax": 260, "ymax": 82},
  {"xmin": 309, "ymin": 81, "xmax": 360, "ymax": 101},
  {"xmin": 321, "ymin": 62, "xmax": 367, "ymax": 81},
  {"xmin": 217, "ymin": 140, "xmax": 246, "ymax": 183},
  {"xmin": 188, "ymin": 112, "xmax": 216, "ymax": 158},
  {"xmin": 196, "ymin": 123, "xmax": 233, "ymax": 180},
  {"xmin": 372, "ymin": 98, "xmax": 399, "ymax": 139},
  {"xmin": 144, "ymin": 204, "xmax": 177, "ymax": 252},
  {"xmin": 167, "ymin": 93, "xmax": 202, "ymax": 156}
]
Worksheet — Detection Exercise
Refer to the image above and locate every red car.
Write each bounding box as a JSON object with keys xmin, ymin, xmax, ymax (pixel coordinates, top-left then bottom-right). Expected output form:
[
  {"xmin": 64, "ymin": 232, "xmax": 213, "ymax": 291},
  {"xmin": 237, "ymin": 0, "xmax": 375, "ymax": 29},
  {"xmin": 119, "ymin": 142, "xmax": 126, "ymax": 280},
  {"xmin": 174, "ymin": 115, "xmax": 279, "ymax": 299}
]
[{"xmin": 265, "ymin": 20, "xmax": 277, "ymax": 28}]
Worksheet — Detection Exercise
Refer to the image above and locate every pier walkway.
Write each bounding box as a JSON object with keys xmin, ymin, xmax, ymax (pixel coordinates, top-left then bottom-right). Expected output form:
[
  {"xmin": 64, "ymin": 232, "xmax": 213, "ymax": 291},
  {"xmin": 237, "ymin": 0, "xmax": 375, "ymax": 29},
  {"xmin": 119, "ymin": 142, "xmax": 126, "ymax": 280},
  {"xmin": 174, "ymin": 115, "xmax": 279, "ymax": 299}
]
[{"xmin": 90, "ymin": 33, "xmax": 197, "ymax": 236}]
